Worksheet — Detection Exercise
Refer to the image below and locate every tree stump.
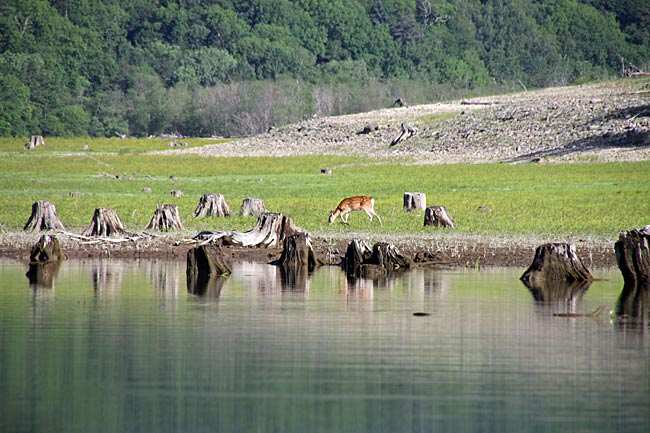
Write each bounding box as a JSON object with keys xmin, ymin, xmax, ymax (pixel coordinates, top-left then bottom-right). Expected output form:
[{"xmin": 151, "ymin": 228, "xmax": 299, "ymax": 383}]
[
  {"xmin": 186, "ymin": 244, "xmax": 230, "ymax": 296},
  {"xmin": 342, "ymin": 239, "xmax": 412, "ymax": 277},
  {"xmin": 520, "ymin": 243, "xmax": 593, "ymax": 289},
  {"xmin": 193, "ymin": 193, "xmax": 231, "ymax": 218},
  {"xmin": 343, "ymin": 239, "xmax": 373, "ymax": 275},
  {"xmin": 614, "ymin": 226, "xmax": 650, "ymax": 319},
  {"xmin": 423, "ymin": 206, "xmax": 456, "ymax": 228},
  {"xmin": 23, "ymin": 200, "xmax": 65, "ymax": 231},
  {"xmin": 240, "ymin": 197, "xmax": 266, "ymax": 217},
  {"xmin": 170, "ymin": 189, "xmax": 183, "ymax": 197},
  {"xmin": 404, "ymin": 192, "xmax": 426, "ymax": 212},
  {"xmin": 390, "ymin": 123, "xmax": 416, "ymax": 146},
  {"xmin": 271, "ymin": 232, "xmax": 323, "ymax": 270},
  {"xmin": 194, "ymin": 212, "xmax": 301, "ymax": 248},
  {"xmin": 83, "ymin": 208, "xmax": 128, "ymax": 237},
  {"xmin": 146, "ymin": 204, "xmax": 184, "ymax": 231},
  {"xmin": 24, "ymin": 135, "xmax": 45, "ymax": 150},
  {"xmin": 357, "ymin": 124, "xmax": 379, "ymax": 134},
  {"xmin": 29, "ymin": 234, "xmax": 65, "ymax": 263}
]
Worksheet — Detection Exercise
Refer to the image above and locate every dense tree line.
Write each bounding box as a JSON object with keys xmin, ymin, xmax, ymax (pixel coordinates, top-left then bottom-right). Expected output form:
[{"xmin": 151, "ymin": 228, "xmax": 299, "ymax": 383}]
[{"xmin": 0, "ymin": 0, "xmax": 647, "ymax": 138}]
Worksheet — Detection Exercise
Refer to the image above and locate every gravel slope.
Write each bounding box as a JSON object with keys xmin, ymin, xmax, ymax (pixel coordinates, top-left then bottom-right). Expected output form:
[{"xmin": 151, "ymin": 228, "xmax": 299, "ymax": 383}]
[{"xmin": 161, "ymin": 79, "xmax": 650, "ymax": 164}]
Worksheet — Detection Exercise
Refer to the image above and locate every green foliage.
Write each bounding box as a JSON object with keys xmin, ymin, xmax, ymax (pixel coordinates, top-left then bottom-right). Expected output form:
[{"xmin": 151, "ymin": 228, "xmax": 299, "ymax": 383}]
[{"xmin": 0, "ymin": 0, "xmax": 647, "ymax": 137}]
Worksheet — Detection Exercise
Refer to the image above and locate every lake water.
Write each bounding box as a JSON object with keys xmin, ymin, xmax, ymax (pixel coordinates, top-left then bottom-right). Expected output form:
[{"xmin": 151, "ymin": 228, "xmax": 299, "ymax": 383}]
[{"xmin": 1, "ymin": 258, "xmax": 648, "ymax": 433}]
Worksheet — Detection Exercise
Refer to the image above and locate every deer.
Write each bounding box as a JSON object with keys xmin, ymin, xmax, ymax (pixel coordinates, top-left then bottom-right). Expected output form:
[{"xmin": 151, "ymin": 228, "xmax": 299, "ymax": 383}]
[{"xmin": 328, "ymin": 196, "xmax": 382, "ymax": 226}]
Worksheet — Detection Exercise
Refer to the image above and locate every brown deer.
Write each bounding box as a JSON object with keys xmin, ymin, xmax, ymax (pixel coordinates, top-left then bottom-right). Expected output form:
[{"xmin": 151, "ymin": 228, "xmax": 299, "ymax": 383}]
[{"xmin": 328, "ymin": 196, "xmax": 382, "ymax": 226}]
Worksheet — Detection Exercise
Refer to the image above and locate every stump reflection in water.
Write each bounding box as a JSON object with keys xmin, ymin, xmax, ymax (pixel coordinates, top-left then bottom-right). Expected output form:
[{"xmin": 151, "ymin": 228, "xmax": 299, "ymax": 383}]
[
  {"xmin": 186, "ymin": 244, "xmax": 230, "ymax": 296},
  {"xmin": 615, "ymin": 227, "xmax": 650, "ymax": 324}
]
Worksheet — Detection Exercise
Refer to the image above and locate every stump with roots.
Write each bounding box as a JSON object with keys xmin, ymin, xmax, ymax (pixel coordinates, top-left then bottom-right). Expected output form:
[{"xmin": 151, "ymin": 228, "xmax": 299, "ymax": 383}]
[
  {"xmin": 423, "ymin": 206, "xmax": 456, "ymax": 228},
  {"xmin": 194, "ymin": 212, "xmax": 301, "ymax": 248},
  {"xmin": 186, "ymin": 244, "xmax": 230, "ymax": 296},
  {"xmin": 520, "ymin": 243, "xmax": 593, "ymax": 289},
  {"xmin": 146, "ymin": 204, "xmax": 184, "ymax": 231},
  {"xmin": 343, "ymin": 239, "xmax": 413, "ymax": 278},
  {"xmin": 83, "ymin": 208, "xmax": 128, "ymax": 237},
  {"xmin": 404, "ymin": 192, "xmax": 426, "ymax": 212},
  {"xmin": 271, "ymin": 232, "xmax": 323, "ymax": 270},
  {"xmin": 29, "ymin": 234, "xmax": 65, "ymax": 263},
  {"xmin": 193, "ymin": 193, "xmax": 231, "ymax": 218},
  {"xmin": 614, "ymin": 226, "xmax": 650, "ymax": 319},
  {"xmin": 240, "ymin": 197, "xmax": 266, "ymax": 217},
  {"xmin": 24, "ymin": 201, "xmax": 65, "ymax": 231}
]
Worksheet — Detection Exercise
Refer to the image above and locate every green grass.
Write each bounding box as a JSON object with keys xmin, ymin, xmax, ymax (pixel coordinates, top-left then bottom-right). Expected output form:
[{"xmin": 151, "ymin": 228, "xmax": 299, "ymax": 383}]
[{"xmin": 0, "ymin": 145, "xmax": 648, "ymax": 241}]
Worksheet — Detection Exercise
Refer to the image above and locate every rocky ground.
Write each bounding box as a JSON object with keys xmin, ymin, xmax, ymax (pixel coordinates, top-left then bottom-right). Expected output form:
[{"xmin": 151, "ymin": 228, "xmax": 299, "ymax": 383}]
[{"xmin": 3, "ymin": 79, "xmax": 648, "ymax": 268}]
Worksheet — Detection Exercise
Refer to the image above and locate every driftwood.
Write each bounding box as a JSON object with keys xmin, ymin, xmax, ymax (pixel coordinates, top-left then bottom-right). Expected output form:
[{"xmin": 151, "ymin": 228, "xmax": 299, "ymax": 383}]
[
  {"xmin": 194, "ymin": 212, "xmax": 301, "ymax": 248},
  {"xmin": 390, "ymin": 123, "xmax": 416, "ymax": 146},
  {"xmin": 624, "ymin": 63, "xmax": 650, "ymax": 78},
  {"xmin": 146, "ymin": 204, "xmax": 184, "ymax": 231},
  {"xmin": 553, "ymin": 305, "xmax": 605, "ymax": 318},
  {"xmin": 82, "ymin": 208, "xmax": 128, "ymax": 237},
  {"xmin": 520, "ymin": 243, "xmax": 593, "ymax": 288},
  {"xmin": 29, "ymin": 234, "xmax": 65, "ymax": 263},
  {"xmin": 193, "ymin": 193, "xmax": 231, "ymax": 218},
  {"xmin": 186, "ymin": 244, "xmax": 230, "ymax": 296},
  {"xmin": 614, "ymin": 226, "xmax": 650, "ymax": 320},
  {"xmin": 342, "ymin": 239, "xmax": 412, "ymax": 278},
  {"xmin": 240, "ymin": 197, "xmax": 266, "ymax": 217},
  {"xmin": 403, "ymin": 192, "xmax": 426, "ymax": 211},
  {"xmin": 423, "ymin": 206, "xmax": 456, "ymax": 228},
  {"xmin": 24, "ymin": 200, "xmax": 65, "ymax": 231}
]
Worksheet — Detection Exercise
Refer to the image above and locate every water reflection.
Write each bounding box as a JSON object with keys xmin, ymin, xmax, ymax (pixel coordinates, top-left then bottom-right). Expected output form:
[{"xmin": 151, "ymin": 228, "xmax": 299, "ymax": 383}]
[
  {"xmin": 615, "ymin": 282, "xmax": 650, "ymax": 331},
  {"xmin": 523, "ymin": 279, "xmax": 592, "ymax": 313},
  {"xmin": 25, "ymin": 260, "xmax": 61, "ymax": 290}
]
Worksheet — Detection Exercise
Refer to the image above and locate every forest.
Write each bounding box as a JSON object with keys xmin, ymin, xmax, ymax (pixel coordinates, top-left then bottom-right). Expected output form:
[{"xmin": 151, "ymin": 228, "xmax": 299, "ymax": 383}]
[{"xmin": 0, "ymin": 0, "xmax": 648, "ymax": 138}]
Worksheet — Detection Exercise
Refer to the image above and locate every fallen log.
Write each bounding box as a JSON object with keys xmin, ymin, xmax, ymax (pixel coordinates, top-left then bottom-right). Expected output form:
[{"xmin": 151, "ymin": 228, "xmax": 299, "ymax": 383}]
[
  {"xmin": 423, "ymin": 206, "xmax": 456, "ymax": 228},
  {"xmin": 520, "ymin": 243, "xmax": 593, "ymax": 288},
  {"xmin": 23, "ymin": 200, "xmax": 65, "ymax": 231},
  {"xmin": 390, "ymin": 123, "xmax": 416, "ymax": 146},
  {"xmin": 614, "ymin": 226, "xmax": 650, "ymax": 319},
  {"xmin": 194, "ymin": 212, "xmax": 301, "ymax": 248}
]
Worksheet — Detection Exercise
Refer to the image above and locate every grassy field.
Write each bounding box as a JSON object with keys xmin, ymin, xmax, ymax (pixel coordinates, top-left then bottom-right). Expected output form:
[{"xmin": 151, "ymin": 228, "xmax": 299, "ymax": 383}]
[{"xmin": 1, "ymin": 137, "xmax": 648, "ymax": 243}]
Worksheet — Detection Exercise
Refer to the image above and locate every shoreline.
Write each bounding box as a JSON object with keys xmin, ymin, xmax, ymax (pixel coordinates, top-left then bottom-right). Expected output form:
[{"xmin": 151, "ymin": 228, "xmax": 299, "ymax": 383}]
[{"xmin": 1, "ymin": 230, "xmax": 619, "ymax": 270}]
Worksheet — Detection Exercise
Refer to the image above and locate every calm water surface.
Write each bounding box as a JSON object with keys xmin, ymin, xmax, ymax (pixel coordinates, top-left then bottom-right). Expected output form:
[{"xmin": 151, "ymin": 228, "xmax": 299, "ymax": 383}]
[{"xmin": 1, "ymin": 258, "xmax": 648, "ymax": 433}]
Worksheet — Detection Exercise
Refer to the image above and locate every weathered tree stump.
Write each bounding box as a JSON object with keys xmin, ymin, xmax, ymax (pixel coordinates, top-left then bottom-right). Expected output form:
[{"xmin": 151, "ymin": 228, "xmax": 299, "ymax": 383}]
[
  {"xmin": 29, "ymin": 234, "xmax": 65, "ymax": 263},
  {"xmin": 342, "ymin": 239, "xmax": 412, "ymax": 277},
  {"xmin": 394, "ymin": 98, "xmax": 408, "ymax": 107},
  {"xmin": 68, "ymin": 191, "xmax": 80, "ymax": 197},
  {"xmin": 146, "ymin": 204, "xmax": 184, "ymax": 231},
  {"xmin": 271, "ymin": 232, "xmax": 323, "ymax": 270},
  {"xmin": 24, "ymin": 135, "xmax": 45, "ymax": 150},
  {"xmin": 193, "ymin": 193, "xmax": 231, "ymax": 218},
  {"xmin": 404, "ymin": 192, "xmax": 426, "ymax": 212},
  {"xmin": 83, "ymin": 208, "xmax": 128, "ymax": 237},
  {"xmin": 186, "ymin": 244, "xmax": 230, "ymax": 296},
  {"xmin": 24, "ymin": 200, "xmax": 65, "ymax": 231},
  {"xmin": 240, "ymin": 197, "xmax": 266, "ymax": 217},
  {"xmin": 614, "ymin": 226, "xmax": 650, "ymax": 319},
  {"xmin": 390, "ymin": 123, "xmax": 416, "ymax": 146},
  {"xmin": 194, "ymin": 212, "xmax": 301, "ymax": 248},
  {"xmin": 520, "ymin": 243, "xmax": 593, "ymax": 288},
  {"xmin": 320, "ymin": 168, "xmax": 332, "ymax": 175},
  {"xmin": 343, "ymin": 239, "xmax": 373, "ymax": 275},
  {"xmin": 423, "ymin": 206, "xmax": 456, "ymax": 228},
  {"xmin": 170, "ymin": 189, "xmax": 183, "ymax": 197}
]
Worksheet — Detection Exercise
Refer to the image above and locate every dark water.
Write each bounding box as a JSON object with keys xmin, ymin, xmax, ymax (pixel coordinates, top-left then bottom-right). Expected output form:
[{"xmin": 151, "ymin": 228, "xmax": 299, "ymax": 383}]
[{"xmin": 1, "ymin": 258, "xmax": 648, "ymax": 433}]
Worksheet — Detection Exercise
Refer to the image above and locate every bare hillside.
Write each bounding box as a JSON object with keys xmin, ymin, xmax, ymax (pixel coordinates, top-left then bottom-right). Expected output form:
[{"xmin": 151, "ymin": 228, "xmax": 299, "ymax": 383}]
[{"xmin": 165, "ymin": 79, "xmax": 650, "ymax": 164}]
